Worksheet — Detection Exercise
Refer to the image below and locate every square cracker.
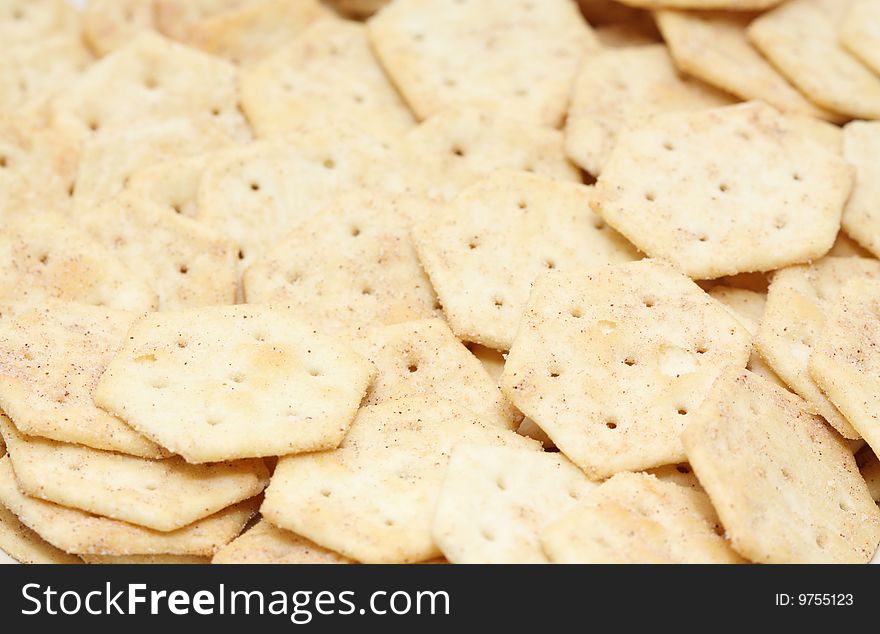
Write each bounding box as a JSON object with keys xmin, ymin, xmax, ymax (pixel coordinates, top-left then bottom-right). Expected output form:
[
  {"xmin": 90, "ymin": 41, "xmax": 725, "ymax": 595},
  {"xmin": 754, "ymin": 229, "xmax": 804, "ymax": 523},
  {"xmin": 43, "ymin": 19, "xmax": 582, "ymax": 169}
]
[
  {"xmin": 432, "ymin": 445, "xmax": 596, "ymax": 563},
  {"xmin": 748, "ymin": 0, "xmax": 880, "ymax": 120},
  {"xmin": 501, "ymin": 260, "xmax": 751, "ymax": 479},
  {"xmin": 413, "ymin": 170, "xmax": 640, "ymax": 351},
  {"xmin": 0, "ymin": 457, "xmax": 258, "ymax": 556},
  {"xmin": 94, "ymin": 304, "xmax": 375, "ymax": 463},
  {"xmin": 262, "ymin": 396, "xmax": 537, "ymax": 564},
  {"xmin": 352, "ymin": 319, "xmax": 520, "ymax": 430},
  {"xmin": 0, "ymin": 502, "xmax": 80, "ymax": 564},
  {"xmin": 125, "ymin": 154, "xmax": 214, "ymax": 219},
  {"xmin": 188, "ymin": 0, "xmax": 331, "ymax": 66},
  {"xmin": 683, "ymin": 367, "xmax": 880, "ymax": 563},
  {"xmin": 840, "ymin": 0, "xmax": 880, "ymax": 77},
  {"xmin": 756, "ymin": 257, "xmax": 880, "ymax": 439},
  {"xmin": 242, "ymin": 190, "xmax": 441, "ymax": 331},
  {"xmin": 81, "ymin": 194, "xmax": 238, "ymax": 310},
  {"xmin": 565, "ymin": 44, "xmax": 732, "ymax": 176},
  {"xmin": 212, "ymin": 519, "xmax": 351, "ymax": 564},
  {"xmin": 655, "ymin": 10, "xmax": 834, "ymax": 121},
  {"xmin": 541, "ymin": 472, "xmax": 743, "ymax": 563},
  {"xmin": 241, "ymin": 18, "xmax": 413, "ymax": 142},
  {"xmin": 0, "ymin": 303, "xmax": 162, "ymax": 458},
  {"xmin": 368, "ymin": 0, "xmax": 598, "ymax": 128},
  {"xmin": 0, "ymin": 417, "xmax": 268, "ymax": 532},
  {"xmin": 810, "ymin": 278, "xmax": 880, "ymax": 455},
  {"xmin": 0, "ymin": 0, "xmax": 81, "ymax": 43},
  {"xmin": 397, "ymin": 108, "xmax": 580, "ymax": 203},
  {"xmin": 592, "ymin": 102, "xmax": 851, "ymax": 279},
  {"xmin": 83, "ymin": 0, "xmax": 156, "ymax": 56},
  {"xmin": 841, "ymin": 121, "xmax": 880, "ymax": 259},
  {"xmin": 51, "ymin": 31, "xmax": 249, "ymax": 142}
]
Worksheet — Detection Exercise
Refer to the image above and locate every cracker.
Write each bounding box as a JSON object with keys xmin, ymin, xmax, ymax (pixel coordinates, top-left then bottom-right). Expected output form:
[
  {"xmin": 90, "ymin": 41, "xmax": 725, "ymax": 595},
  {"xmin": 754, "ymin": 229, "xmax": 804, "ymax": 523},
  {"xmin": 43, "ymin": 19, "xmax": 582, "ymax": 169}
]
[
  {"xmin": 0, "ymin": 303, "xmax": 163, "ymax": 458},
  {"xmin": 516, "ymin": 417, "xmax": 555, "ymax": 449},
  {"xmin": 432, "ymin": 445, "xmax": 596, "ymax": 564},
  {"xmin": 83, "ymin": 0, "xmax": 156, "ymax": 56},
  {"xmin": 81, "ymin": 194, "xmax": 239, "ymax": 310},
  {"xmin": 397, "ymin": 108, "xmax": 580, "ymax": 203},
  {"xmin": 592, "ymin": 102, "xmax": 851, "ymax": 279},
  {"xmin": 810, "ymin": 278, "xmax": 880, "ymax": 454},
  {"xmin": 242, "ymin": 191, "xmax": 441, "ymax": 330},
  {"xmin": 756, "ymin": 258, "xmax": 880, "ymax": 439},
  {"xmin": 262, "ymin": 396, "xmax": 537, "ymax": 564},
  {"xmin": 212, "ymin": 519, "xmax": 351, "ymax": 564},
  {"xmin": 189, "ymin": 0, "xmax": 331, "ymax": 65},
  {"xmin": 656, "ymin": 10, "xmax": 834, "ymax": 120},
  {"xmin": 241, "ymin": 19, "xmax": 413, "ymax": 141},
  {"xmin": 0, "ymin": 457, "xmax": 258, "ymax": 556},
  {"xmin": 565, "ymin": 44, "xmax": 732, "ymax": 176},
  {"xmin": 786, "ymin": 113, "xmax": 844, "ymax": 155},
  {"xmin": 0, "ymin": 0, "xmax": 81, "ymax": 43},
  {"xmin": 94, "ymin": 305, "xmax": 375, "ymax": 463},
  {"xmin": 83, "ymin": 554, "xmax": 208, "ymax": 564},
  {"xmin": 841, "ymin": 121, "xmax": 880, "ymax": 259},
  {"xmin": 352, "ymin": 319, "xmax": 520, "ymax": 430},
  {"xmin": 368, "ymin": 0, "xmax": 598, "ymax": 127},
  {"xmin": 857, "ymin": 448, "xmax": 880, "ymax": 502},
  {"xmin": 0, "ymin": 417, "xmax": 268, "ymax": 532},
  {"xmin": 0, "ymin": 213, "xmax": 157, "ymax": 314},
  {"xmin": 154, "ymin": 0, "xmax": 258, "ymax": 42},
  {"xmin": 126, "ymin": 154, "xmax": 214, "ymax": 219},
  {"xmin": 0, "ymin": 503, "xmax": 80, "ymax": 564},
  {"xmin": 501, "ymin": 260, "xmax": 751, "ymax": 479},
  {"xmin": 840, "ymin": 0, "xmax": 880, "ymax": 77},
  {"xmin": 541, "ymin": 472, "xmax": 742, "ymax": 563},
  {"xmin": 748, "ymin": 0, "xmax": 880, "ymax": 120},
  {"xmin": 413, "ymin": 170, "xmax": 640, "ymax": 350},
  {"xmin": 683, "ymin": 367, "xmax": 880, "ymax": 563},
  {"xmin": 829, "ymin": 231, "xmax": 874, "ymax": 259},
  {"xmin": 646, "ymin": 463, "xmax": 703, "ymax": 490},
  {"xmin": 51, "ymin": 32, "xmax": 249, "ymax": 142},
  {"xmin": 467, "ymin": 343, "xmax": 505, "ymax": 384},
  {"xmin": 72, "ymin": 117, "xmax": 231, "ymax": 214}
]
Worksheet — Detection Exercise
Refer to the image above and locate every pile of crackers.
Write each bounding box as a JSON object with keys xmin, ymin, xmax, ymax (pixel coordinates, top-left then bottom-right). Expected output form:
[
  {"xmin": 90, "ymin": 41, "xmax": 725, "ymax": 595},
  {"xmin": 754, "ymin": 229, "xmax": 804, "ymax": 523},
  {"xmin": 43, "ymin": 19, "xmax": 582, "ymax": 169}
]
[{"xmin": 1, "ymin": 0, "xmax": 880, "ymax": 565}]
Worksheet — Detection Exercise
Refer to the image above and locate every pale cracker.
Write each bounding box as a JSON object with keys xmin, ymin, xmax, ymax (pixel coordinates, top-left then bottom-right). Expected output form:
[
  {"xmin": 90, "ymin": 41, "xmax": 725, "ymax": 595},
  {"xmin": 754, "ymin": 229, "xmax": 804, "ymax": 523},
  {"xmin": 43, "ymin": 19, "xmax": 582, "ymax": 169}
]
[
  {"xmin": 841, "ymin": 121, "xmax": 880, "ymax": 259},
  {"xmin": 352, "ymin": 319, "xmax": 520, "ymax": 430},
  {"xmin": 94, "ymin": 305, "xmax": 375, "ymax": 463},
  {"xmin": 242, "ymin": 191, "xmax": 441, "ymax": 331},
  {"xmin": 748, "ymin": 0, "xmax": 880, "ymax": 120},
  {"xmin": 51, "ymin": 32, "xmax": 249, "ymax": 142},
  {"xmin": 81, "ymin": 194, "xmax": 239, "ymax": 310},
  {"xmin": 592, "ymin": 102, "xmax": 851, "ymax": 279},
  {"xmin": 83, "ymin": 0, "xmax": 156, "ymax": 56},
  {"xmin": 0, "ymin": 503, "xmax": 80, "ymax": 564},
  {"xmin": 516, "ymin": 418, "xmax": 555, "ymax": 449},
  {"xmin": 125, "ymin": 154, "xmax": 214, "ymax": 219},
  {"xmin": 83, "ymin": 555, "xmax": 208, "ymax": 564},
  {"xmin": 541, "ymin": 472, "xmax": 742, "ymax": 564},
  {"xmin": 241, "ymin": 18, "xmax": 413, "ymax": 141},
  {"xmin": 0, "ymin": 0, "xmax": 81, "ymax": 43},
  {"xmin": 368, "ymin": 0, "xmax": 598, "ymax": 128},
  {"xmin": 397, "ymin": 108, "xmax": 580, "ymax": 203},
  {"xmin": 0, "ymin": 303, "xmax": 163, "ymax": 458},
  {"xmin": 501, "ymin": 260, "xmax": 751, "ymax": 479},
  {"xmin": 683, "ymin": 367, "xmax": 880, "ymax": 563},
  {"xmin": 154, "ymin": 0, "xmax": 259, "ymax": 42},
  {"xmin": 432, "ymin": 445, "xmax": 596, "ymax": 564},
  {"xmin": 565, "ymin": 44, "xmax": 733, "ymax": 176},
  {"xmin": 0, "ymin": 417, "xmax": 268, "ymax": 532},
  {"xmin": 0, "ymin": 458, "xmax": 258, "ymax": 556},
  {"xmin": 189, "ymin": 0, "xmax": 331, "ymax": 65},
  {"xmin": 786, "ymin": 113, "xmax": 844, "ymax": 155},
  {"xmin": 809, "ymin": 278, "xmax": 880, "ymax": 455},
  {"xmin": 413, "ymin": 170, "xmax": 640, "ymax": 351},
  {"xmin": 756, "ymin": 258, "xmax": 880, "ymax": 439},
  {"xmin": 212, "ymin": 520, "xmax": 351, "ymax": 564},
  {"xmin": 840, "ymin": 0, "xmax": 880, "ymax": 77},
  {"xmin": 262, "ymin": 396, "xmax": 538, "ymax": 564},
  {"xmin": 655, "ymin": 10, "xmax": 834, "ymax": 120}
]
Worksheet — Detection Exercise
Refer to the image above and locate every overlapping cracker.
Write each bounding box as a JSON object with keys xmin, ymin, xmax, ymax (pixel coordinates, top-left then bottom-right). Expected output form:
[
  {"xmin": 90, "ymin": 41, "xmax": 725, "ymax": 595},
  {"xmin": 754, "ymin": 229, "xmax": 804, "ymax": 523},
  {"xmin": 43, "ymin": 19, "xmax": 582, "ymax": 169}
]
[
  {"xmin": 592, "ymin": 102, "xmax": 851, "ymax": 279},
  {"xmin": 368, "ymin": 0, "xmax": 598, "ymax": 127},
  {"xmin": 502, "ymin": 260, "xmax": 751, "ymax": 479},
  {"xmin": 83, "ymin": 0, "xmax": 156, "ymax": 56},
  {"xmin": 0, "ymin": 502, "xmax": 80, "ymax": 564},
  {"xmin": 841, "ymin": 122, "xmax": 880, "ymax": 259},
  {"xmin": 684, "ymin": 368, "xmax": 880, "ymax": 563},
  {"xmin": 840, "ymin": 0, "xmax": 880, "ymax": 77},
  {"xmin": 353, "ymin": 319, "xmax": 520, "ymax": 429},
  {"xmin": 541, "ymin": 472, "xmax": 742, "ymax": 563},
  {"xmin": 646, "ymin": 463, "xmax": 702, "ymax": 490},
  {"xmin": 432, "ymin": 445, "xmax": 595, "ymax": 563},
  {"xmin": 126, "ymin": 154, "xmax": 213, "ymax": 219},
  {"xmin": 756, "ymin": 258, "xmax": 880, "ymax": 439},
  {"xmin": 212, "ymin": 520, "xmax": 351, "ymax": 564},
  {"xmin": 748, "ymin": 0, "xmax": 880, "ymax": 120},
  {"xmin": 830, "ymin": 231, "xmax": 874, "ymax": 259},
  {"xmin": 154, "ymin": 0, "xmax": 258, "ymax": 42},
  {"xmin": 565, "ymin": 44, "xmax": 732, "ymax": 176},
  {"xmin": 243, "ymin": 191, "xmax": 440, "ymax": 330},
  {"xmin": 414, "ymin": 170, "xmax": 639, "ymax": 350},
  {"xmin": 262, "ymin": 396, "xmax": 537, "ymax": 564},
  {"xmin": 94, "ymin": 305, "xmax": 375, "ymax": 463},
  {"xmin": 241, "ymin": 19, "xmax": 413, "ymax": 141}
]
